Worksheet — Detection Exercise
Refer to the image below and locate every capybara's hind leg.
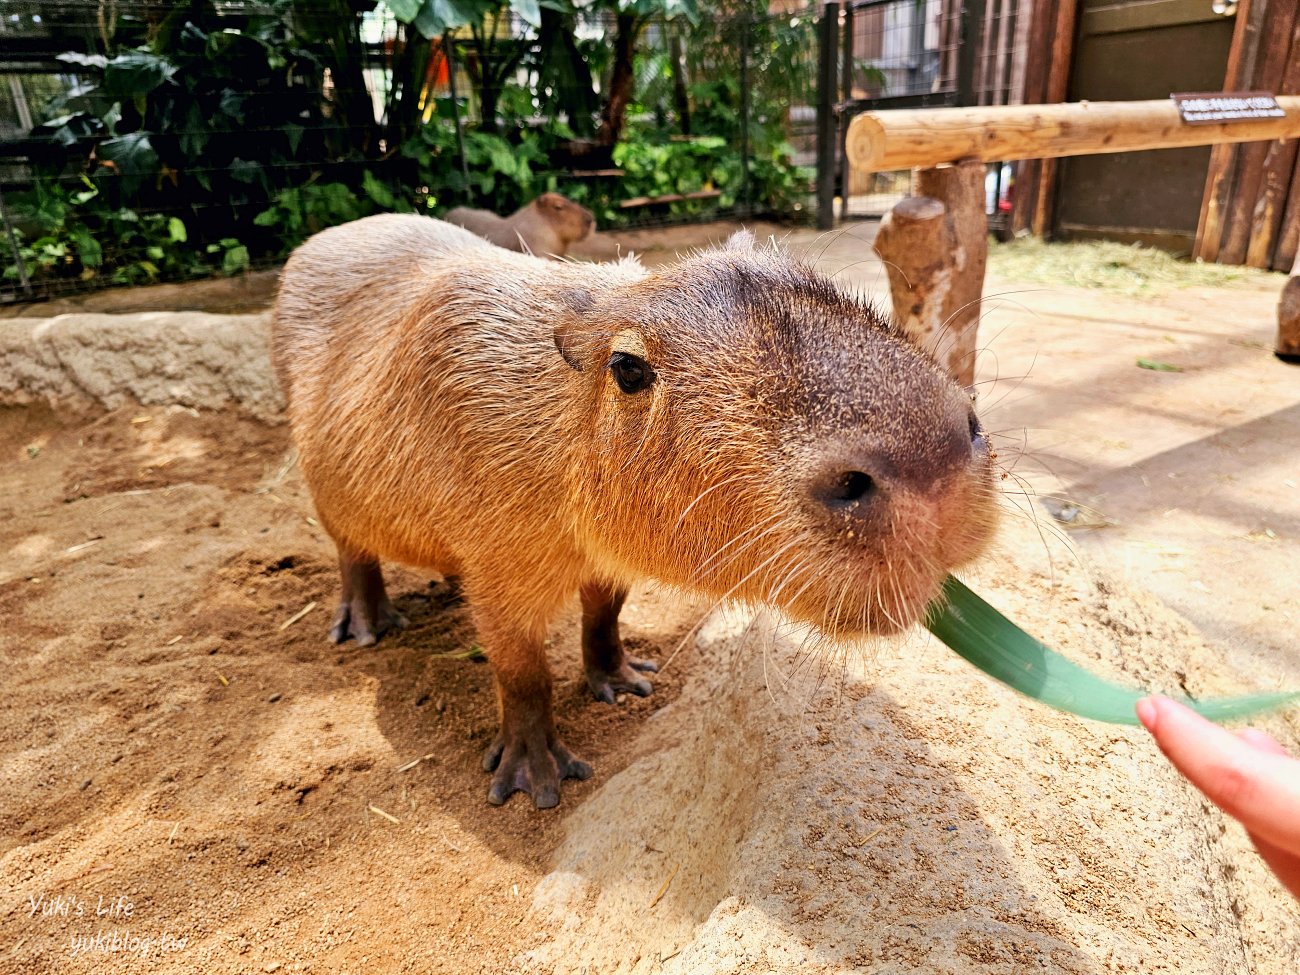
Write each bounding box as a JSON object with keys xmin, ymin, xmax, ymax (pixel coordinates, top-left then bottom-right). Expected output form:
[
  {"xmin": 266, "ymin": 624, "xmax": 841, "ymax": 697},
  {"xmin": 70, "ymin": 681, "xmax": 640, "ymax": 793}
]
[
  {"xmin": 580, "ymin": 579, "xmax": 657, "ymax": 705},
  {"xmin": 329, "ymin": 551, "xmax": 408, "ymax": 647},
  {"xmin": 478, "ymin": 615, "xmax": 592, "ymax": 809}
]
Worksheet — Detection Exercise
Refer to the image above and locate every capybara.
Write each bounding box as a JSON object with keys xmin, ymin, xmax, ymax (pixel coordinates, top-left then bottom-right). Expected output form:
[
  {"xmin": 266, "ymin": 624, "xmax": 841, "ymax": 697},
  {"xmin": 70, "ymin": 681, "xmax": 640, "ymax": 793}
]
[
  {"xmin": 272, "ymin": 215, "xmax": 998, "ymax": 808},
  {"xmin": 444, "ymin": 192, "xmax": 595, "ymax": 258}
]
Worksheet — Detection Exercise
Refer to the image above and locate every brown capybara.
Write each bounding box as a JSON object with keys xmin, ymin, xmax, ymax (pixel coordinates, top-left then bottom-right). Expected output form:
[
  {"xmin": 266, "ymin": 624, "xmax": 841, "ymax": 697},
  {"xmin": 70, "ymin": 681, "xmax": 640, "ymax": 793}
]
[
  {"xmin": 272, "ymin": 214, "xmax": 998, "ymax": 808},
  {"xmin": 444, "ymin": 192, "xmax": 595, "ymax": 258}
]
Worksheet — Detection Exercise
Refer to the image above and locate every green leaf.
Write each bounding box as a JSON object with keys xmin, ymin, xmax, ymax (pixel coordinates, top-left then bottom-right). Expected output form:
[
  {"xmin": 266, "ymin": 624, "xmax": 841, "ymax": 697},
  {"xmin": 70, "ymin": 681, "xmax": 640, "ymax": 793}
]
[
  {"xmin": 56, "ymin": 52, "xmax": 109, "ymax": 69},
  {"xmin": 362, "ymin": 170, "xmax": 397, "ymax": 210},
  {"xmin": 229, "ymin": 158, "xmax": 262, "ymax": 185},
  {"xmin": 411, "ymin": 0, "xmax": 493, "ymax": 39},
  {"xmin": 1137, "ymin": 358, "xmax": 1184, "ymax": 372},
  {"xmin": 71, "ymin": 229, "xmax": 103, "ymax": 268},
  {"xmin": 101, "ymin": 51, "xmax": 177, "ymax": 100},
  {"xmin": 511, "ymin": 0, "xmax": 541, "ymax": 27},
  {"xmin": 37, "ymin": 112, "xmax": 106, "ymax": 148},
  {"xmin": 925, "ymin": 576, "xmax": 1299, "ymax": 725},
  {"xmin": 222, "ymin": 244, "xmax": 250, "ymax": 276},
  {"xmin": 484, "ymin": 138, "xmax": 520, "ymax": 179},
  {"xmin": 179, "ymin": 103, "xmax": 209, "ymax": 159},
  {"xmin": 218, "ymin": 88, "xmax": 245, "ymax": 124},
  {"xmin": 97, "ymin": 133, "xmax": 159, "ymax": 195},
  {"xmin": 384, "ymin": 0, "xmax": 423, "ymax": 21},
  {"xmin": 167, "ymin": 217, "xmax": 187, "ymax": 243}
]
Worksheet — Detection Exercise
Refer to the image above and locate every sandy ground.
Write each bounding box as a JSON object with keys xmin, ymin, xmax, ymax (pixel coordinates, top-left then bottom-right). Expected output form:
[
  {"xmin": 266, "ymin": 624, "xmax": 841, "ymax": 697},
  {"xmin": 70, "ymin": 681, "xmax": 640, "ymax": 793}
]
[{"xmin": 2, "ymin": 222, "xmax": 1298, "ymax": 974}]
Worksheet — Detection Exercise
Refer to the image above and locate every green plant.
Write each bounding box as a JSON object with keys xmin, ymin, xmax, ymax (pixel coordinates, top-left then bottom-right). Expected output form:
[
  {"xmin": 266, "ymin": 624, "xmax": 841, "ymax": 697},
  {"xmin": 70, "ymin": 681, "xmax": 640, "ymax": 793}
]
[
  {"xmin": 11, "ymin": 0, "xmax": 338, "ymax": 283},
  {"xmin": 3, "ymin": 176, "xmax": 226, "ymax": 286},
  {"xmin": 253, "ymin": 180, "xmax": 382, "ymax": 250},
  {"xmin": 5, "ymin": 0, "xmax": 818, "ymax": 295},
  {"xmin": 401, "ymin": 108, "xmax": 557, "ymax": 214}
]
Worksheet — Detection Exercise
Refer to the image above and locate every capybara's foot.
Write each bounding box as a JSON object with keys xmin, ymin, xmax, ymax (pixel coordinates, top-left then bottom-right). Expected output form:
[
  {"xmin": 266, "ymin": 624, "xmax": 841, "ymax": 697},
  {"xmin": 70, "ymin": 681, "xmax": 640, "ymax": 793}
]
[
  {"xmin": 586, "ymin": 656, "xmax": 657, "ymax": 705},
  {"xmin": 580, "ymin": 579, "xmax": 654, "ymax": 704},
  {"xmin": 482, "ymin": 727, "xmax": 592, "ymax": 809},
  {"xmin": 329, "ymin": 553, "xmax": 407, "ymax": 647},
  {"xmin": 328, "ymin": 599, "xmax": 407, "ymax": 647}
]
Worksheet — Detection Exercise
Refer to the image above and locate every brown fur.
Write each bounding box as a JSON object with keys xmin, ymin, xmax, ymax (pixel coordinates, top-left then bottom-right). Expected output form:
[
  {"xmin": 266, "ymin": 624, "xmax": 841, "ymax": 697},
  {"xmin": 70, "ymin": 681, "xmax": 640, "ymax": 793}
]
[
  {"xmin": 272, "ymin": 215, "xmax": 998, "ymax": 808},
  {"xmin": 444, "ymin": 192, "xmax": 594, "ymax": 258}
]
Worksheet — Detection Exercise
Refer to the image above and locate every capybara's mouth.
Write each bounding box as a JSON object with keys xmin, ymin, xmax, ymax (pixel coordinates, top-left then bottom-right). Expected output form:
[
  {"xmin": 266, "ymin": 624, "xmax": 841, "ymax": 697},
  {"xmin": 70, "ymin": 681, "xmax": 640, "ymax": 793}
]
[
  {"xmin": 804, "ymin": 591, "xmax": 929, "ymax": 638},
  {"xmin": 817, "ymin": 605, "xmax": 916, "ymax": 638}
]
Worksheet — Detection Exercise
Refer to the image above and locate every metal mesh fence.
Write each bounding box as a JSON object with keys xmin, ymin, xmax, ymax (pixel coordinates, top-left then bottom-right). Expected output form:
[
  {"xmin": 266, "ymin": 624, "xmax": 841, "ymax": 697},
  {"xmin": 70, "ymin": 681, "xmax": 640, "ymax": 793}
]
[
  {"xmin": 835, "ymin": 0, "xmax": 1027, "ymax": 230},
  {"xmin": 0, "ymin": 1, "xmax": 823, "ymax": 306}
]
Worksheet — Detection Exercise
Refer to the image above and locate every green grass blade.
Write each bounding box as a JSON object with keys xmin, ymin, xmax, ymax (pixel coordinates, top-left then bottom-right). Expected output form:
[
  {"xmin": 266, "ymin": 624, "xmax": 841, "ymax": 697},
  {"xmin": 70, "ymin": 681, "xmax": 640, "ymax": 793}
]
[{"xmin": 924, "ymin": 576, "xmax": 1299, "ymax": 725}]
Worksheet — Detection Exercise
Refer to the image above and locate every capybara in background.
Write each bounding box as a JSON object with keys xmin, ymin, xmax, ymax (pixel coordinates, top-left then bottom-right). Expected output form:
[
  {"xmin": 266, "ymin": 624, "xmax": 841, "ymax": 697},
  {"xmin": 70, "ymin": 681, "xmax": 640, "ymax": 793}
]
[
  {"xmin": 272, "ymin": 214, "xmax": 997, "ymax": 808},
  {"xmin": 444, "ymin": 192, "xmax": 595, "ymax": 258}
]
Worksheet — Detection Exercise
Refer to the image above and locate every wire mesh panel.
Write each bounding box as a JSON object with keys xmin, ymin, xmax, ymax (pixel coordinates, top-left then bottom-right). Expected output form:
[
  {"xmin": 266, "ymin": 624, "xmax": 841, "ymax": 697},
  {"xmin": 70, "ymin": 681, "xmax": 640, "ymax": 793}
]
[
  {"xmin": 845, "ymin": 0, "xmax": 951, "ymax": 102},
  {"xmin": 0, "ymin": 1, "xmax": 823, "ymax": 306},
  {"xmin": 836, "ymin": 0, "xmax": 1027, "ymax": 225}
]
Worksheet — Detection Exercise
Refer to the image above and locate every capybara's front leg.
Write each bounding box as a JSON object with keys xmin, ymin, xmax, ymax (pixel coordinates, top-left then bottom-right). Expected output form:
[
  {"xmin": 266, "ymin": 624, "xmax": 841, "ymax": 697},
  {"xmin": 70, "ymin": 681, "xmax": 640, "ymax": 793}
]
[
  {"xmin": 480, "ymin": 616, "xmax": 591, "ymax": 808},
  {"xmin": 580, "ymin": 579, "xmax": 657, "ymax": 704},
  {"xmin": 329, "ymin": 550, "xmax": 408, "ymax": 647}
]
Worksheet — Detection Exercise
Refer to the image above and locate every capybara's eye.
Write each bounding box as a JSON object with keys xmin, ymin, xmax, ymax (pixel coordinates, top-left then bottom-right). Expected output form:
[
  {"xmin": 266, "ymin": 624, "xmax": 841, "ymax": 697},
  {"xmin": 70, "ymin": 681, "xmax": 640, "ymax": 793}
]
[
  {"xmin": 608, "ymin": 352, "xmax": 655, "ymax": 394},
  {"xmin": 968, "ymin": 409, "xmax": 983, "ymax": 442}
]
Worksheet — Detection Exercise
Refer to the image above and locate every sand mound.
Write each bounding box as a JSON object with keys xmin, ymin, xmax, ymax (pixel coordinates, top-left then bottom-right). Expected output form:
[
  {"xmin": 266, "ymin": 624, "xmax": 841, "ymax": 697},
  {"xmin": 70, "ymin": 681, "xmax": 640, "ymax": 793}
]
[{"xmin": 2, "ymin": 299, "xmax": 1297, "ymax": 974}]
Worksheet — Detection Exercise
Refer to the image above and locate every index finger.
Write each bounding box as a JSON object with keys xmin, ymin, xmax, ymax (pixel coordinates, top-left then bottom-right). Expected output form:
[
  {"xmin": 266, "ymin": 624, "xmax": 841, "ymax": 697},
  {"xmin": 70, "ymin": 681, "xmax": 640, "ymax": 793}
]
[{"xmin": 1137, "ymin": 695, "xmax": 1300, "ymax": 857}]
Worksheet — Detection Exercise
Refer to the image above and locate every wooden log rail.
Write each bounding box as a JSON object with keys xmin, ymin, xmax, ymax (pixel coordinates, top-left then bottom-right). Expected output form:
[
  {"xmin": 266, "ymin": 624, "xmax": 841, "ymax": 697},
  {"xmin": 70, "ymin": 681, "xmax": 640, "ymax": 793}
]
[
  {"xmin": 846, "ymin": 97, "xmax": 1300, "ymax": 380},
  {"xmin": 847, "ymin": 96, "xmax": 1300, "ymax": 174}
]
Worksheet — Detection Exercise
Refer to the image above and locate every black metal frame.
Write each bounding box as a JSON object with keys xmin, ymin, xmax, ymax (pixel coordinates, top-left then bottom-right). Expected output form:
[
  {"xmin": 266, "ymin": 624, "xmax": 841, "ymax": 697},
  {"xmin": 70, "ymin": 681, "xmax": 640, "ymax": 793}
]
[{"xmin": 815, "ymin": 0, "xmax": 990, "ymax": 227}]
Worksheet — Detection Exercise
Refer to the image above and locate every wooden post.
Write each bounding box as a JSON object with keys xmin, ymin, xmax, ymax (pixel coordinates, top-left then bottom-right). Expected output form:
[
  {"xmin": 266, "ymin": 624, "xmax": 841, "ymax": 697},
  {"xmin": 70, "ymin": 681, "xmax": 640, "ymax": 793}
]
[
  {"xmin": 1218, "ymin": 2, "xmax": 1300, "ymax": 266},
  {"xmin": 1194, "ymin": 0, "xmax": 1259, "ymax": 262},
  {"xmin": 874, "ymin": 159, "xmax": 988, "ymax": 387},
  {"xmin": 1279, "ymin": 250, "xmax": 1300, "ymax": 363},
  {"xmin": 1272, "ymin": 147, "xmax": 1300, "ymax": 272},
  {"xmin": 1012, "ymin": 0, "xmax": 1078, "ymax": 238}
]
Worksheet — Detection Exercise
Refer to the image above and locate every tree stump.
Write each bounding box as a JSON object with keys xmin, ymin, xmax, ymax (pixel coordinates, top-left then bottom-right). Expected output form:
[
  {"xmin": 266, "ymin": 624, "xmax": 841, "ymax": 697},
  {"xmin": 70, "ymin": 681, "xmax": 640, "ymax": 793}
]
[
  {"xmin": 873, "ymin": 158, "xmax": 987, "ymax": 387},
  {"xmin": 1278, "ymin": 252, "xmax": 1300, "ymax": 364}
]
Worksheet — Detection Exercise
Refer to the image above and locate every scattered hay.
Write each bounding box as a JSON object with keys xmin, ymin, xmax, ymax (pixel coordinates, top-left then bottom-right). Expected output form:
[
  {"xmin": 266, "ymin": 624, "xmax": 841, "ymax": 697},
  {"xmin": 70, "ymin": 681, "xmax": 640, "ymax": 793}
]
[{"xmin": 988, "ymin": 237, "xmax": 1278, "ymax": 295}]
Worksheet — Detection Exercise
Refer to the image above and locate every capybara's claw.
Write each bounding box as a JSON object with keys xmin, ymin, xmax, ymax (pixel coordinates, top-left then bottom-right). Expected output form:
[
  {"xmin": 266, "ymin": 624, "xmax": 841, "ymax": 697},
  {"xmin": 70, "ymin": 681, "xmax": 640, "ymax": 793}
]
[
  {"xmin": 482, "ymin": 733, "xmax": 591, "ymax": 809},
  {"xmin": 328, "ymin": 601, "xmax": 407, "ymax": 646},
  {"xmin": 586, "ymin": 660, "xmax": 655, "ymax": 704},
  {"xmin": 328, "ymin": 556, "xmax": 407, "ymax": 647}
]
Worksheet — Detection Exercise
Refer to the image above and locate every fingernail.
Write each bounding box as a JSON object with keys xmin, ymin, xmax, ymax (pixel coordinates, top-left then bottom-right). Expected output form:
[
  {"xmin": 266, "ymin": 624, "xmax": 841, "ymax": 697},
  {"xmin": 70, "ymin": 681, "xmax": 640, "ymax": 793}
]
[{"xmin": 1135, "ymin": 696, "xmax": 1158, "ymax": 733}]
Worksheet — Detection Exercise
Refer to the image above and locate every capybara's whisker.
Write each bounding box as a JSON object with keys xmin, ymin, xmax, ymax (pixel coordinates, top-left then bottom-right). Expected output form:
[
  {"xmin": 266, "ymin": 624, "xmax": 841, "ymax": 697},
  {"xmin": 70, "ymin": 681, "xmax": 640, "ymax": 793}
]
[{"xmin": 675, "ymin": 473, "xmax": 751, "ymax": 529}]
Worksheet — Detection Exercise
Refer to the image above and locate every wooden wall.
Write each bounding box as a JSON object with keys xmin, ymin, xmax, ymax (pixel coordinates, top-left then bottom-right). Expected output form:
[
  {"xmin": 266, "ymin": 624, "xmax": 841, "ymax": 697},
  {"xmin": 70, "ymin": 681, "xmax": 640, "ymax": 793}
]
[
  {"xmin": 1195, "ymin": 0, "xmax": 1300, "ymax": 270},
  {"xmin": 1009, "ymin": 0, "xmax": 1078, "ymax": 238},
  {"xmin": 1012, "ymin": 0, "xmax": 1300, "ymax": 269}
]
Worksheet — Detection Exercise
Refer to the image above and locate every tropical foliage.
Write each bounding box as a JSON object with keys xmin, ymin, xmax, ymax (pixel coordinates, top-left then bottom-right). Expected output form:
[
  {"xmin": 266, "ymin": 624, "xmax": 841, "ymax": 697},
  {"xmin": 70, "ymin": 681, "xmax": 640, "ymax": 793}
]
[{"xmin": 4, "ymin": 0, "xmax": 815, "ymax": 294}]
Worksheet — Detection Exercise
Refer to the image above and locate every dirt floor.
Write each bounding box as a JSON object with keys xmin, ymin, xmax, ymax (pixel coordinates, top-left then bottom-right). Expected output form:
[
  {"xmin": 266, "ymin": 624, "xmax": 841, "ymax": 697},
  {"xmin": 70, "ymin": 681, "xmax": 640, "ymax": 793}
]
[{"xmin": 2, "ymin": 223, "xmax": 1298, "ymax": 974}]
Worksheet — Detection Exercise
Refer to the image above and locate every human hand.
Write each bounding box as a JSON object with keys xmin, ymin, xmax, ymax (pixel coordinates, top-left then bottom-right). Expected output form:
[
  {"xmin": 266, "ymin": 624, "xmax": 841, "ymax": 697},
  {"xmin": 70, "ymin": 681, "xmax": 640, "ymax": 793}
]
[{"xmin": 1136, "ymin": 695, "xmax": 1300, "ymax": 901}]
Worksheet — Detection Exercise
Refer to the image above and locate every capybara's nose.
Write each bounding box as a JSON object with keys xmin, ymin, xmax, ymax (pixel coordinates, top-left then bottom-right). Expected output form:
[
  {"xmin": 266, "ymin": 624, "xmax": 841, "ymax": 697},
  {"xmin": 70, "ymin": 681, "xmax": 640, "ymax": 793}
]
[
  {"xmin": 808, "ymin": 413, "xmax": 981, "ymax": 523},
  {"xmin": 807, "ymin": 451, "xmax": 891, "ymax": 523},
  {"xmin": 811, "ymin": 465, "xmax": 883, "ymax": 520}
]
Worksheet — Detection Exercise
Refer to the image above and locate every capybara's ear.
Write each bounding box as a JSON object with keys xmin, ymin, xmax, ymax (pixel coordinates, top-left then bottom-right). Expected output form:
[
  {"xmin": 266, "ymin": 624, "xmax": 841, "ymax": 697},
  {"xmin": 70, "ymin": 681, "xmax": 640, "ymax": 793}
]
[
  {"xmin": 553, "ymin": 290, "xmax": 598, "ymax": 372},
  {"xmin": 724, "ymin": 229, "xmax": 756, "ymax": 252},
  {"xmin": 553, "ymin": 317, "xmax": 585, "ymax": 371}
]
